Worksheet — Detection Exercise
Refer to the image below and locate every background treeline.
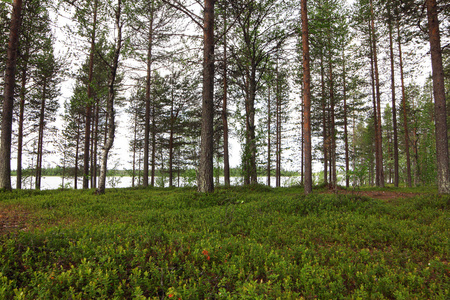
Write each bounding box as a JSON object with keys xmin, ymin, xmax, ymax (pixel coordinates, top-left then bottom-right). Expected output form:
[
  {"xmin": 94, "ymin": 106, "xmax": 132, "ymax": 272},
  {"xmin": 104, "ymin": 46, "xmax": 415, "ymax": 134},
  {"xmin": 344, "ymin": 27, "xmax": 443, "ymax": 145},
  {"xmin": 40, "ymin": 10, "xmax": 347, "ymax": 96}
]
[
  {"xmin": 10, "ymin": 167, "xmax": 300, "ymax": 178},
  {"xmin": 0, "ymin": 0, "xmax": 449, "ymax": 192}
]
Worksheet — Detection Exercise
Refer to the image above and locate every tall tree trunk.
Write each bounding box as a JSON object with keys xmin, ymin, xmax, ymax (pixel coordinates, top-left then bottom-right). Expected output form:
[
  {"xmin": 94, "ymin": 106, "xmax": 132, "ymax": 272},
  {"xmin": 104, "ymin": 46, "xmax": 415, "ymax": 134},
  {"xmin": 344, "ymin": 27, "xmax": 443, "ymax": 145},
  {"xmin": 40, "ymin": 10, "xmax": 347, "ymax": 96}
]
[
  {"xmin": 83, "ymin": 0, "xmax": 98, "ymax": 189},
  {"xmin": 143, "ymin": 0, "xmax": 154, "ymax": 188},
  {"xmin": 75, "ymin": 125, "xmax": 80, "ymax": 189},
  {"xmin": 301, "ymin": 91, "xmax": 304, "ymax": 185},
  {"xmin": 92, "ymin": 100, "xmax": 99, "ymax": 188},
  {"xmin": 198, "ymin": 0, "xmax": 215, "ymax": 193},
  {"xmin": 169, "ymin": 83, "xmax": 174, "ymax": 187},
  {"xmin": 36, "ymin": 81, "xmax": 47, "ymax": 190},
  {"xmin": 352, "ymin": 103, "xmax": 356, "ymax": 186},
  {"xmin": 301, "ymin": 0, "xmax": 312, "ymax": 195},
  {"xmin": 342, "ymin": 51, "xmax": 349, "ymax": 188},
  {"xmin": 90, "ymin": 103, "xmax": 96, "ymax": 188},
  {"xmin": 250, "ymin": 78, "xmax": 257, "ymax": 184},
  {"xmin": 426, "ymin": 0, "xmax": 450, "ymax": 194},
  {"xmin": 320, "ymin": 54, "xmax": 328, "ymax": 185},
  {"xmin": 388, "ymin": 11, "xmax": 399, "ymax": 187},
  {"xmin": 132, "ymin": 109, "xmax": 138, "ymax": 188},
  {"xmin": 369, "ymin": 20, "xmax": 379, "ymax": 187},
  {"xmin": 151, "ymin": 100, "xmax": 156, "ymax": 186},
  {"xmin": 276, "ymin": 51, "xmax": 281, "ymax": 188},
  {"xmin": 97, "ymin": 0, "xmax": 122, "ymax": 194},
  {"xmin": 222, "ymin": 5, "xmax": 230, "ymax": 187},
  {"xmin": 267, "ymin": 85, "xmax": 271, "ymax": 186},
  {"xmin": 370, "ymin": 0, "xmax": 384, "ymax": 187},
  {"xmin": 0, "ymin": 0, "xmax": 22, "ymax": 191},
  {"xmin": 397, "ymin": 21, "xmax": 412, "ymax": 188},
  {"xmin": 17, "ymin": 48, "xmax": 29, "ymax": 189},
  {"xmin": 329, "ymin": 58, "xmax": 336, "ymax": 189}
]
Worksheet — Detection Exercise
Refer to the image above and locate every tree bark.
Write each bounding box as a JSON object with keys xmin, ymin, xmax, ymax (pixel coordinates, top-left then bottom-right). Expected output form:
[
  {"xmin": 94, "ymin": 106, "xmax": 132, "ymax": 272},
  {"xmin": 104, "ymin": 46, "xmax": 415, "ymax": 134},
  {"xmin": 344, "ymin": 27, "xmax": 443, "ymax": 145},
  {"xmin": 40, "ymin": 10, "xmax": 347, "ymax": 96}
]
[
  {"xmin": 96, "ymin": 0, "xmax": 122, "ymax": 194},
  {"xmin": 276, "ymin": 52, "xmax": 281, "ymax": 188},
  {"xmin": 369, "ymin": 19, "xmax": 379, "ymax": 187},
  {"xmin": 222, "ymin": 5, "xmax": 230, "ymax": 187},
  {"xmin": 267, "ymin": 84, "xmax": 271, "ymax": 186},
  {"xmin": 0, "ymin": 0, "xmax": 22, "ymax": 190},
  {"xmin": 320, "ymin": 54, "xmax": 328, "ymax": 185},
  {"xmin": 92, "ymin": 100, "xmax": 99, "ymax": 188},
  {"xmin": 169, "ymin": 81, "xmax": 174, "ymax": 187},
  {"xmin": 370, "ymin": 0, "xmax": 384, "ymax": 187},
  {"xmin": 301, "ymin": 0, "xmax": 312, "ymax": 195},
  {"xmin": 83, "ymin": 0, "xmax": 98, "ymax": 189},
  {"xmin": 342, "ymin": 51, "xmax": 349, "ymax": 188},
  {"xmin": 75, "ymin": 125, "xmax": 80, "ymax": 189},
  {"xmin": 143, "ymin": 0, "xmax": 154, "ymax": 188},
  {"xmin": 426, "ymin": 0, "xmax": 450, "ymax": 194},
  {"xmin": 35, "ymin": 81, "xmax": 47, "ymax": 190},
  {"xmin": 197, "ymin": 0, "xmax": 215, "ymax": 193},
  {"xmin": 329, "ymin": 58, "xmax": 336, "ymax": 189},
  {"xmin": 388, "ymin": 11, "xmax": 399, "ymax": 187},
  {"xmin": 397, "ymin": 21, "xmax": 412, "ymax": 188},
  {"xmin": 17, "ymin": 47, "xmax": 29, "ymax": 190}
]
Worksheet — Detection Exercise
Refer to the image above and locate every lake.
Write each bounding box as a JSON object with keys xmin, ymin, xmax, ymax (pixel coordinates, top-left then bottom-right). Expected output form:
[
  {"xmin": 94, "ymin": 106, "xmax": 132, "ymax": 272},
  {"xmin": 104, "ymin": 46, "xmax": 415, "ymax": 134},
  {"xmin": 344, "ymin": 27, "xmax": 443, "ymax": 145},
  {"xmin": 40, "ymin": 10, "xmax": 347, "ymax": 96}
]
[{"xmin": 10, "ymin": 176, "xmax": 304, "ymax": 190}]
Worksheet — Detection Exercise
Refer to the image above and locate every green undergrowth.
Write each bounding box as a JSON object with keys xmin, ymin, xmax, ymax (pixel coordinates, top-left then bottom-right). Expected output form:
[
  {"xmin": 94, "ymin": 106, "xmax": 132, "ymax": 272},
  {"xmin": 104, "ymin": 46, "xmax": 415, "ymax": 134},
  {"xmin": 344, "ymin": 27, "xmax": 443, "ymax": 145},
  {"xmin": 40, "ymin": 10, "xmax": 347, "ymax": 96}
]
[{"xmin": 0, "ymin": 186, "xmax": 449, "ymax": 299}]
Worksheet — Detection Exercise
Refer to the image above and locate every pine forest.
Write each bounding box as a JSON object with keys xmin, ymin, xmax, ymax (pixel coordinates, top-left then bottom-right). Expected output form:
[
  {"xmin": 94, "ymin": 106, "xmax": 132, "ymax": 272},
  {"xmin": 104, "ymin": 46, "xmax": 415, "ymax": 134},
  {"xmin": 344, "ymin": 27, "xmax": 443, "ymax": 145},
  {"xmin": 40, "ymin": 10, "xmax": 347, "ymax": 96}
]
[{"xmin": 0, "ymin": 0, "xmax": 450, "ymax": 298}]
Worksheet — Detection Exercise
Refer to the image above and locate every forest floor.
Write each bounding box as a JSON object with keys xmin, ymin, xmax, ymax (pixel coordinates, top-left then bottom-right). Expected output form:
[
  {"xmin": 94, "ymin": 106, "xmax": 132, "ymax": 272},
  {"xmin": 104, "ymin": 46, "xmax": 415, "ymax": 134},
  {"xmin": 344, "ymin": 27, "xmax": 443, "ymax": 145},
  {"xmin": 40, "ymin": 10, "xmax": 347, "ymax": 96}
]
[
  {"xmin": 321, "ymin": 187, "xmax": 420, "ymax": 201},
  {"xmin": 0, "ymin": 204, "xmax": 31, "ymax": 235},
  {"xmin": 0, "ymin": 186, "xmax": 448, "ymax": 298},
  {"xmin": 0, "ymin": 187, "xmax": 430, "ymax": 235}
]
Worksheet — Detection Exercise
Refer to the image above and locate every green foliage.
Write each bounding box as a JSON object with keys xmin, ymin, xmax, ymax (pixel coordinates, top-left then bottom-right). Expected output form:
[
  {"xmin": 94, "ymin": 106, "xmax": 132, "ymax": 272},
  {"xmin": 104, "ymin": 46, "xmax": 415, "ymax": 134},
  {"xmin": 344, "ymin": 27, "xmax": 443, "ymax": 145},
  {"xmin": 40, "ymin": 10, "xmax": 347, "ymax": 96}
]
[{"xmin": 0, "ymin": 187, "xmax": 448, "ymax": 298}]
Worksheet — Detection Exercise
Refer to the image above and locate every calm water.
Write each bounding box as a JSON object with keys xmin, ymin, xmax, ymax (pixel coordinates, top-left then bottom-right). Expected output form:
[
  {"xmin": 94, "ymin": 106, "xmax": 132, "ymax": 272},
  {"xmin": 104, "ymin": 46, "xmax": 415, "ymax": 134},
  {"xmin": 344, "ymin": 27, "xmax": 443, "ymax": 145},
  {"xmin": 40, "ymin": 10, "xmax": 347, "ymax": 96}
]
[{"xmin": 10, "ymin": 176, "xmax": 303, "ymax": 190}]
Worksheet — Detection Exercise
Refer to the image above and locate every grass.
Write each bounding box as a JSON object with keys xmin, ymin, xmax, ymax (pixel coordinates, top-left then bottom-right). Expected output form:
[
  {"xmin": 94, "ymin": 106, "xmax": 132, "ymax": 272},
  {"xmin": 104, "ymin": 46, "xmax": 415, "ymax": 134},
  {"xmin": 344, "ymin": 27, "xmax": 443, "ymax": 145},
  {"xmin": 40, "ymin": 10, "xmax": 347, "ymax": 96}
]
[{"xmin": 0, "ymin": 185, "xmax": 449, "ymax": 299}]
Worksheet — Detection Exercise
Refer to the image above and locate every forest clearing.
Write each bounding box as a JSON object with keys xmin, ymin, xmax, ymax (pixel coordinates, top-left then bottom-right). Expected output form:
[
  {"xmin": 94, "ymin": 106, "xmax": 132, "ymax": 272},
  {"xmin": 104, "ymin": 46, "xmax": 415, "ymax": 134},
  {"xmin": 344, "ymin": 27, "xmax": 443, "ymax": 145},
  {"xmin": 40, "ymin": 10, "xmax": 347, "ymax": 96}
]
[{"xmin": 0, "ymin": 186, "xmax": 449, "ymax": 298}]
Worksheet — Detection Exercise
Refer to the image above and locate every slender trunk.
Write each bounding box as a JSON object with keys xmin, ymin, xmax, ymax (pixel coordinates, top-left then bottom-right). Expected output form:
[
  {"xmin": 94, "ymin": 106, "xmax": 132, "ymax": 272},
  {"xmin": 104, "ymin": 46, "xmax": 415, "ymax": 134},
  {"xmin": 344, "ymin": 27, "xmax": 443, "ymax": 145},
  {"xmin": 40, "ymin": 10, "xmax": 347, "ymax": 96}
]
[
  {"xmin": 388, "ymin": 12, "xmax": 399, "ymax": 187},
  {"xmin": 267, "ymin": 85, "xmax": 271, "ymax": 186},
  {"xmin": 83, "ymin": 0, "xmax": 98, "ymax": 189},
  {"xmin": 276, "ymin": 52, "xmax": 281, "ymax": 188},
  {"xmin": 97, "ymin": 0, "xmax": 122, "ymax": 194},
  {"xmin": 327, "ymin": 102, "xmax": 332, "ymax": 185},
  {"xmin": 397, "ymin": 21, "xmax": 412, "ymax": 188},
  {"xmin": 412, "ymin": 109, "xmax": 419, "ymax": 186},
  {"xmin": 243, "ymin": 68, "xmax": 257, "ymax": 185},
  {"xmin": 92, "ymin": 100, "xmax": 99, "ymax": 188},
  {"xmin": 143, "ymin": 1, "xmax": 154, "ymax": 187},
  {"xmin": 301, "ymin": 92, "xmax": 304, "ymax": 185},
  {"xmin": 36, "ymin": 81, "xmax": 47, "ymax": 190},
  {"xmin": 343, "ymin": 51, "xmax": 349, "ymax": 188},
  {"xmin": 222, "ymin": 5, "xmax": 230, "ymax": 187},
  {"xmin": 90, "ymin": 103, "xmax": 95, "ymax": 188},
  {"xmin": 169, "ymin": 84, "xmax": 174, "ymax": 187},
  {"xmin": 352, "ymin": 103, "xmax": 356, "ymax": 186},
  {"xmin": 250, "ymin": 77, "xmax": 257, "ymax": 184},
  {"xmin": 329, "ymin": 58, "xmax": 336, "ymax": 189},
  {"xmin": 320, "ymin": 55, "xmax": 328, "ymax": 185},
  {"xmin": 370, "ymin": 0, "xmax": 384, "ymax": 187},
  {"xmin": 369, "ymin": 20, "xmax": 379, "ymax": 187},
  {"xmin": 132, "ymin": 109, "xmax": 138, "ymax": 188},
  {"xmin": 0, "ymin": 0, "xmax": 23, "ymax": 190},
  {"xmin": 244, "ymin": 76, "xmax": 251, "ymax": 186},
  {"xmin": 17, "ymin": 49, "xmax": 28, "ymax": 189},
  {"xmin": 151, "ymin": 101, "xmax": 156, "ymax": 186},
  {"xmin": 302, "ymin": 0, "xmax": 312, "ymax": 194},
  {"xmin": 75, "ymin": 125, "xmax": 80, "ymax": 189},
  {"xmin": 426, "ymin": 0, "xmax": 450, "ymax": 194},
  {"xmin": 197, "ymin": 0, "xmax": 215, "ymax": 193}
]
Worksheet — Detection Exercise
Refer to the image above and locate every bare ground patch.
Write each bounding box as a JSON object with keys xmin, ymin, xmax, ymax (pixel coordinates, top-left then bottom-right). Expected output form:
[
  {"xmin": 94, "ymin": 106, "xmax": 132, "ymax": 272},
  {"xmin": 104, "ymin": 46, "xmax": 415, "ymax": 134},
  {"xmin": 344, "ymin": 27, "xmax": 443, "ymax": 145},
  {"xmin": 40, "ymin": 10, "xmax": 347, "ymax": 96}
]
[
  {"xmin": 0, "ymin": 205, "xmax": 33, "ymax": 235},
  {"xmin": 321, "ymin": 187, "xmax": 420, "ymax": 201}
]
